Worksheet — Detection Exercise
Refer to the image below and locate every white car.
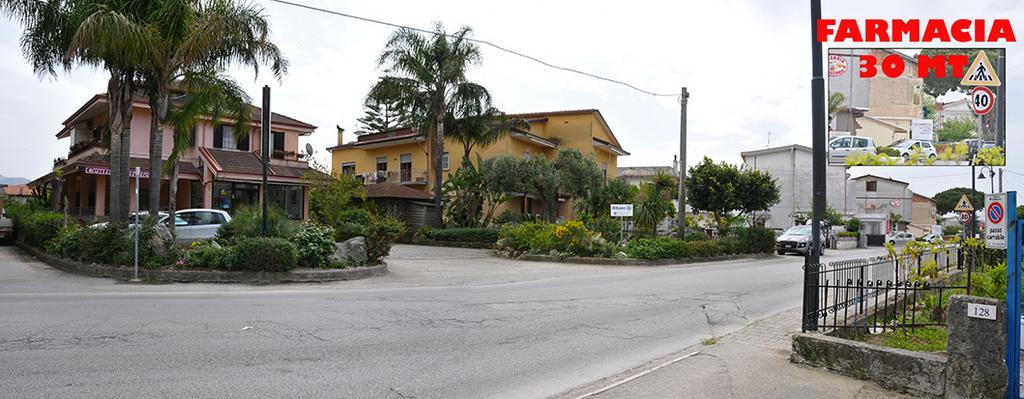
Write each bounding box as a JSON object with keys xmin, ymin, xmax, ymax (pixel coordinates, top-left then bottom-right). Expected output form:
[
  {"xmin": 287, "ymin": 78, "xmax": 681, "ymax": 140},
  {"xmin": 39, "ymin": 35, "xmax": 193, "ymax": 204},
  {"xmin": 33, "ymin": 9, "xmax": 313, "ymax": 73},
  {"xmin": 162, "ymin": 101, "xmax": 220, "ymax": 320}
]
[
  {"xmin": 886, "ymin": 231, "xmax": 916, "ymax": 246},
  {"xmin": 891, "ymin": 139, "xmax": 937, "ymax": 160},
  {"xmin": 920, "ymin": 233, "xmax": 943, "ymax": 243},
  {"xmin": 173, "ymin": 209, "xmax": 232, "ymax": 243},
  {"xmin": 91, "ymin": 211, "xmax": 169, "ymax": 228},
  {"xmin": 828, "ymin": 136, "xmax": 876, "ymax": 163}
]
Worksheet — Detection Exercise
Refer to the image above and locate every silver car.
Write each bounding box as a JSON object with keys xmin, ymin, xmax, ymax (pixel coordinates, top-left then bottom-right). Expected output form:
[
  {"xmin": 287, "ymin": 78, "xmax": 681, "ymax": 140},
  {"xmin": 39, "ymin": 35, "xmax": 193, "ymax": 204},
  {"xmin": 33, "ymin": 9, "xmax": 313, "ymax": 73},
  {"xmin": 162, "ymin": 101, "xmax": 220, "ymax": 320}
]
[
  {"xmin": 829, "ymin": 136, "xmax": 876, "ymax": 163},
  {"xmin": 173, "ymin": 209, "xmax": 232, "ymax": 243},
  {"xmin": 776, "ymin": 226, "xmax": 825, "ymax": 256},
  {"xmin": 891, "ymin": 139, "xmax": 937, "ymax": 160},
  {"xmin": 886, "ymin": 231, "xmax": 915, "ymax": 246}
]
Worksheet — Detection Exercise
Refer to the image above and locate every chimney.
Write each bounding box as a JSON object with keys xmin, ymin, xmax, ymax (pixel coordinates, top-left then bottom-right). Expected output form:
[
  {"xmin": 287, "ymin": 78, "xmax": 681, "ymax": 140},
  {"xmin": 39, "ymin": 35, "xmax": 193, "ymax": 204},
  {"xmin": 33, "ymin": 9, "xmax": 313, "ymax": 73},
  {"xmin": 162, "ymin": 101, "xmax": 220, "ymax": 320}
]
[{"xmin": 336, "ymin": 125, "xmax": 345, "ymax": 146}]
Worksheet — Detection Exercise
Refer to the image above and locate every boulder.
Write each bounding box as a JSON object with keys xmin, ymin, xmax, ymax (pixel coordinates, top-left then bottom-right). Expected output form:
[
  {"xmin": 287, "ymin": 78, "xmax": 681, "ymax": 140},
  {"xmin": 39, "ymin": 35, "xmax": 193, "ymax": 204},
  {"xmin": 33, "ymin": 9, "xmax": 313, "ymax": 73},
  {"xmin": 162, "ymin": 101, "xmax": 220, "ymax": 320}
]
[{"xmin": 330, "ymin": 237, "xmax": 368, "ymax": 266}]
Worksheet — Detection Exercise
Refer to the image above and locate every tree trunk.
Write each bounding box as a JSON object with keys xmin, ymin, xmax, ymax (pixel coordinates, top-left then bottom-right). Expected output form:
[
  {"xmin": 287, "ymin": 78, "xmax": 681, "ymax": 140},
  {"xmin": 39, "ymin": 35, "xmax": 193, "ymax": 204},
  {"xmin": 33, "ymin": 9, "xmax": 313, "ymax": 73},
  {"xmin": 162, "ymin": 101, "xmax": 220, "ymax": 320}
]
[
  {"xmin": 106, "ymin": 71, "xmax": 129, "ymax": 223},
  {"xmin": 167, "ymin": 162, "xmax": 179, "ymax": 236},
  {"xmin": 432, "ymin": 107, "xmax": 445, "ymax": 227},
  {"xmin": 147, "ymin": 88, "xmax": 168, "ymax": 216}
]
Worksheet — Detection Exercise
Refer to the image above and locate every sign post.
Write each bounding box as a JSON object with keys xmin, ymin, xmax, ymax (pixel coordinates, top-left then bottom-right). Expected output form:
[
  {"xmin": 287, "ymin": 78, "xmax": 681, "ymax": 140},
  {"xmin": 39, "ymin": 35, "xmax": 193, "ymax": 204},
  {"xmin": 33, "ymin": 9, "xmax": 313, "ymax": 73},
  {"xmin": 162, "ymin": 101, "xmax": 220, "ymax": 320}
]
[
  {"xmin": 611, "ymin": 204, "xmax": 633, "ymax": 244},
  {"xmin": 132, "ymin": 166, "xmax": 140, "ymax": 282},
  {"xmin": 1004, "ymin": 191, "xmax": 1019, "ymax": 399}
]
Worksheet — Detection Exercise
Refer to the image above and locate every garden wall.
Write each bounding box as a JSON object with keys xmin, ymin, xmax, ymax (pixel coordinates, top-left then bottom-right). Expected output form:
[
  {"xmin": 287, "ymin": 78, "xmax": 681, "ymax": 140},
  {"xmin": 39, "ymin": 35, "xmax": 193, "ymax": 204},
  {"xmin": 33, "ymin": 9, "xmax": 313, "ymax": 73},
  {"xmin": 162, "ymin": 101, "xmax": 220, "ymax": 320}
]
[
  {"xmin": 17, "ymin": 242, "xmax": 387, "ymax": 284},
  {"xmin": 792, "ymin": 295, "xmax": 1008, "ymax": 398}
]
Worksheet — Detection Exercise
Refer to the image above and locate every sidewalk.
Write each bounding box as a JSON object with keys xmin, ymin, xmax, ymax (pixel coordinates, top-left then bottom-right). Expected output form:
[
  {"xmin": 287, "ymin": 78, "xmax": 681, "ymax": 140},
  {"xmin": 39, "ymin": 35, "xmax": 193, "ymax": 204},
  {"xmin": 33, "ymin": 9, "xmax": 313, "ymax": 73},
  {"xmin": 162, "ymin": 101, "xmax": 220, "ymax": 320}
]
[{"xmin": 555, "ymin": 308, "xmax": 917, "ymax": 399}]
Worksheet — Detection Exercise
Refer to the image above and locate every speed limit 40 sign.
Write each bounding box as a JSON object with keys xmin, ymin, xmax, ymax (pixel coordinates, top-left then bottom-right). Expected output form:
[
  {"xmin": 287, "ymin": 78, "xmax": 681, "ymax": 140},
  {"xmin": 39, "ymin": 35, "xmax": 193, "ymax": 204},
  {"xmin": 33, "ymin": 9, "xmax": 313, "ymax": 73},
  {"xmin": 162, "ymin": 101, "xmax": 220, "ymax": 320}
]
[{"xmin": 972, "ymin": 86, "xmax": 995, "ymax": 116}]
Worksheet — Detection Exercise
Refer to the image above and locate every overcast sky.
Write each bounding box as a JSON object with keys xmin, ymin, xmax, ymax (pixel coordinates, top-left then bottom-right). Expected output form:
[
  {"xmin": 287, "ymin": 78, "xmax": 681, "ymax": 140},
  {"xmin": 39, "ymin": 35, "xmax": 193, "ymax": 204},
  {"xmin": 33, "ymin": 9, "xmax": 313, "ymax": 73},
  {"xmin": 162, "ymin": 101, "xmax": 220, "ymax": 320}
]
[{"xmin": 0, "ymin": 0, "xmax": 1020, "ymax": 197}]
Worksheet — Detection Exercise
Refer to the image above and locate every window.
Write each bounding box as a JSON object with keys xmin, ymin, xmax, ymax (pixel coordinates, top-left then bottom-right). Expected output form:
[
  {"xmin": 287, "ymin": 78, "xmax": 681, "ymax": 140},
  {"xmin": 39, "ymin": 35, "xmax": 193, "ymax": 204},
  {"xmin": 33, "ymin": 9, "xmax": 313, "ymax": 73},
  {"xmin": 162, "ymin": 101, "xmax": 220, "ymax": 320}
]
[
  {"xmin": 213, "ymin": 125, "xmax": 248, "ymax": 150},
  {"xmin": 400, "ymin": 153, "xmax": 412, "ymax": 182},
  {"xmin": 188, "ymin": 126, "xmax": 197, "ymax": 147},
  {"xmin": 190, "ymin": 181, "xmax": 204, "ymax": 208},
  {"xmin": 211, "ymin": 182, "xmax": 259, "ymax": 213},
  {"xmin": 376, "ymin": 156, "xmax": 388, "ymax": 172},
  {"xmin": 866, "ymin": 180, "xmax": 877, "ymax": 192},
  {"xmin": 442, "ymin": 152, "xmax": 450, "ymax": 171},
  {"xmin": 854, "ymin": 138, "xmax": 869, "ymax": 148},
  {"xmin": 271, "ymin": 131, "xmax": 285, "ymax": 158},
  {"xmin": 341, "ymin": 162, "xmax": 356, "ymax": 175},
  {"xmin": 268, "ymin": 185, "xmax": 305, "ymax": 219}
]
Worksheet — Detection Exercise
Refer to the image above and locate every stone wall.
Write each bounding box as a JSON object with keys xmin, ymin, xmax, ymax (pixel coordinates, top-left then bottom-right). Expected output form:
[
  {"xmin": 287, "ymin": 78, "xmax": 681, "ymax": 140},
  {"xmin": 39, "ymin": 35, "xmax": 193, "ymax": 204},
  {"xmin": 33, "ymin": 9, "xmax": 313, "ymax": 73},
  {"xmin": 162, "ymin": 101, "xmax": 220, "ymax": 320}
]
[{"xmin": 792, "ymin": 295, "xmax": 1009, "ymax": 398}]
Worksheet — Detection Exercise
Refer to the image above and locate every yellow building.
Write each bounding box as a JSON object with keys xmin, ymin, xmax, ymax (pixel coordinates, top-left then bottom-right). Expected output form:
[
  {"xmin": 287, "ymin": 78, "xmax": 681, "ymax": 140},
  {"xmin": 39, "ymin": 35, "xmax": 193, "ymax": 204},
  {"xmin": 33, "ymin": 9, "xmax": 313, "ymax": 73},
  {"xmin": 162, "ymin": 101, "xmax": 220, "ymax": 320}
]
[{"xmin": 328, "ymin": 109, "xmax": 628, "ymax": 226}]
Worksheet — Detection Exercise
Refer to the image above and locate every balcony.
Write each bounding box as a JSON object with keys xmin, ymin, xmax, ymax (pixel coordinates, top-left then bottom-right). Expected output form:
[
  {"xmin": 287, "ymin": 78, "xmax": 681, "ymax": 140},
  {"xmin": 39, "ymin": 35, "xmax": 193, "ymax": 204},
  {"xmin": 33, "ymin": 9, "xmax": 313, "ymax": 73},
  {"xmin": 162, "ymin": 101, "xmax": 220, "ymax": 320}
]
[{"xmin": 359, "ymin": 169, "xmax": 428, "ymax": 186}]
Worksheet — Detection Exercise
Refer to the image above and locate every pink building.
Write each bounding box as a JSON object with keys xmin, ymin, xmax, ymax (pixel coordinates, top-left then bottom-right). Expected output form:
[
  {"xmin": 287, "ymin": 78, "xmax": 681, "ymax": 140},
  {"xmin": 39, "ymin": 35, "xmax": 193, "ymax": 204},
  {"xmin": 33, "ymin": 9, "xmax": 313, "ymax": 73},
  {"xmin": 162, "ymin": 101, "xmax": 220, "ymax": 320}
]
[{"xmin": 32, "ymin": 93, "xmax": 320, "ymax": 221}]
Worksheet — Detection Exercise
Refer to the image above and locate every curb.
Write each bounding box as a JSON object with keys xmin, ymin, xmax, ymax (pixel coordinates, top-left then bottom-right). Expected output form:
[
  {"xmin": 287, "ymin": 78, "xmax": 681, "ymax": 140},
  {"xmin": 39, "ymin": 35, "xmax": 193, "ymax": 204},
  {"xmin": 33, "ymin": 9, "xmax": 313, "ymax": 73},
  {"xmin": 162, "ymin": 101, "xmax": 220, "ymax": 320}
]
[
  {"xmin": 15, "ymin": 241, "xmax": 388, "ymax": 284},
  {"xmin": 408, "ymin": 240, "xmax": 495, "ymax": 249},
  {"xmin": 514, "ymin": 252, "xmax": 774, "ymax": 266}
]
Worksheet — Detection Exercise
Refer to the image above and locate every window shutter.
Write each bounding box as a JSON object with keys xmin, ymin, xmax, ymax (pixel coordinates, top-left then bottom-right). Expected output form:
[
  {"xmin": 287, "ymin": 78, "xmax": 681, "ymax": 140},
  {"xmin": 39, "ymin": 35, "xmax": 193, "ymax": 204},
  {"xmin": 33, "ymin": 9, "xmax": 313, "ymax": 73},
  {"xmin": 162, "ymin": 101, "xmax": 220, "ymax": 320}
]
[{"xmin": 213, "ymin": 126, "xmax": 223, "ymax": 149}]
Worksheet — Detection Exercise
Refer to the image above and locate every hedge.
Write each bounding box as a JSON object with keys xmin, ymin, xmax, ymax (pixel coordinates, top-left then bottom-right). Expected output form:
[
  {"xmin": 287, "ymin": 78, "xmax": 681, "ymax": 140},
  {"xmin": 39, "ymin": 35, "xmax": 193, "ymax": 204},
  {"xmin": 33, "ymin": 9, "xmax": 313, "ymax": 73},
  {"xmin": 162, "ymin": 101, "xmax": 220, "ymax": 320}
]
[
  {"xmin": 21, "ymin": 212, "xmax": 64, "ymax": 247},
  {"xmin": 427, "ymin": 227, "xmax": 500, "ymax": 243},
  {"xmin": 231, "ymin": 237, "xmax": 298, "ymax": 272}
]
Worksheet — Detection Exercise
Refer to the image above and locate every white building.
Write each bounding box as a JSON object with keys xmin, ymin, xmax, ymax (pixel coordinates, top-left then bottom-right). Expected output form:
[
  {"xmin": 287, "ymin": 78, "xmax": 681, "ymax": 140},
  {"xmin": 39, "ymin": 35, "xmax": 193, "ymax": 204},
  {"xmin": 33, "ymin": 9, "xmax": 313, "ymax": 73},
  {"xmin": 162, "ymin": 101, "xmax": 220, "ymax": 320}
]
[{"xmin": 740, "ymin": 144, "xmax": 851, "ymax": 231}]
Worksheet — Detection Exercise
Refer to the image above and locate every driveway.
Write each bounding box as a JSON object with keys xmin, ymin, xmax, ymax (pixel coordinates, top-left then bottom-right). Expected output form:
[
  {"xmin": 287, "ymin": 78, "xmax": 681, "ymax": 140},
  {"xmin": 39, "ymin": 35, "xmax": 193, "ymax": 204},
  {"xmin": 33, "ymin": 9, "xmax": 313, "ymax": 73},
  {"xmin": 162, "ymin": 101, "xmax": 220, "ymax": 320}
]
[{"xmin": 0, "ymin": 244, "xmax": 886, "ymax": 398}]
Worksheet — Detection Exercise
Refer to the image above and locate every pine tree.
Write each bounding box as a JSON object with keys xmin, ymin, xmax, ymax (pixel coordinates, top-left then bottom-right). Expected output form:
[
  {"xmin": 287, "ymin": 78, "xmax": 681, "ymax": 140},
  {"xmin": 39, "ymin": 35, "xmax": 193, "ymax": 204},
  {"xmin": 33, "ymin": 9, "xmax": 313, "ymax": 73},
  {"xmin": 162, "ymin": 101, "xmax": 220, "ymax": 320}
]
[{"xmin": 356, "ymin": 92, "xmax": 406, "ymax": 135}]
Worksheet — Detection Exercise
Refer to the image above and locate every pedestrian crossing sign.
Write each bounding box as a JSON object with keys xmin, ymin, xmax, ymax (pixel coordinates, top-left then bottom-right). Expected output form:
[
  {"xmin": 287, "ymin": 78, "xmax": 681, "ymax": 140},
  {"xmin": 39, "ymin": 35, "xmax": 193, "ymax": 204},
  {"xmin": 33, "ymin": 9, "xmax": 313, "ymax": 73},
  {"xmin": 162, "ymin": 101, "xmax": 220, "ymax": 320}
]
[
  {"xmin": 960, "ymin": 51, "xmax": 1001, "ymax": 87},
  {"xmin": 954, "ymin": 194, "xmax": 974, "ymax": 212}
]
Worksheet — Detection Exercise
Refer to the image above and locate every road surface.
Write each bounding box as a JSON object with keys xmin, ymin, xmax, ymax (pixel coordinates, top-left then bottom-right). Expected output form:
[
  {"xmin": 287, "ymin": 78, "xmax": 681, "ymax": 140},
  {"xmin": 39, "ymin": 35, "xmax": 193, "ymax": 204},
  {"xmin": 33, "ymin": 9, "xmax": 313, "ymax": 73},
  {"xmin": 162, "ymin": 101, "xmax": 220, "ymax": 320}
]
[{"xmin": 0, "ymin": 244, "xmax": 884, "ymax": 398}]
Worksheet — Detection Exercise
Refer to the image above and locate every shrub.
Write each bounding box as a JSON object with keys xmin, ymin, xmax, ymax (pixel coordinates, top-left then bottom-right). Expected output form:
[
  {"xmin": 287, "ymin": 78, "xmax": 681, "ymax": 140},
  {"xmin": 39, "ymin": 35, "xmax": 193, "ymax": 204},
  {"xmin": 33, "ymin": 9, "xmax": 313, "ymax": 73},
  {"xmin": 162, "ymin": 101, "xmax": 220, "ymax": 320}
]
[
  {"xmin": 582, "ymin": 215, "xmax": 622, "ymax": 242},
  {"xmin": 365, "ymin": 217, "xmax": 406, "ymax": 263},
  {"xmin": 494, "ymin": 210, "xmax": 530, "ymax": 226},
  {"xmin": 688, "ymin": 240, "xmax": 722, "ymax": 257},
  {"xmin": 844, "ymin": 217, "xmax": 861, "ymax": 233},
  {"xmin": 943, "ymin": 225, "xmax": 961, "ymax": 236},
  {"xmin": 48, "ymin": 223, "xmax": 125, "ymax": 264},
  {"xmin": 292, "ymin": 222, "xmax": 336, "ymax": 268},
  {"xmin": 334, "ymin": 221, "xmax": 366, "ymax": 242},
  {"xmin": 230, "ymin": 237, "xmax": 297, "ymax": 272},
  {"xmin": 550, "ymin": 220, "xmax": 595, "ymax": 255},
  {"xmin": 338, "ymin": 208, "xmax": 373, "ymax": 225},
  {"xmin": 185, "ymin": 241, "xmax": 232, "ymax": 269},
  {"xmin": 496, "ymin": 221, "xmax": 552, "ymax": 256},
  {"xmin": 624, "ymin": 238, "xmax": 687, "ymax": 259},
  {"xmin": 427, "ymin": 227, "xmax": 500, "ymax": 243},
  {"xmin": 414, "ymin": 226, "xmax": 432, "ymax": 240},
  {"xmin": 838, "ymin": 231, "xmax": 859, "ymax": 238},
  {"xmin": 876, "ymin": 146, "xmax": 901, "ymax": 157},
  {"xmin": 216, "ymin": 205, "xmax": 296, "ymax": 244},
  {"xmin": 21, "ymin": 212, "xmax": 64, "ymax": 247},
  {"xmin": 737, "ymin": 226, "xmax": 775, "ymax": 254}
]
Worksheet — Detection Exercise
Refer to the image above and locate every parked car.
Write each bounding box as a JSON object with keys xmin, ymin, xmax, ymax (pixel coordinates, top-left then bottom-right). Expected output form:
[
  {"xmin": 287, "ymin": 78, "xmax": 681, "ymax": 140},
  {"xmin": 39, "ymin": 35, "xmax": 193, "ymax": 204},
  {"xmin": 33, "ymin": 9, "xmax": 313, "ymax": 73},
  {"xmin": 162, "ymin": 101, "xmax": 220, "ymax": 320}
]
[
  {"xmin": 828, "ymin": 136, "xmax": 875, "ymax": 163},
  {"xmin": 91, "ymin": 211, "xmax": 169, "ymax": 228},
  {"xmin": 891, "ymin": 139, "xmax": 937, "ymax": 160},
  {"xmin": 886, "ymin": 231, "xmax": 916, "ymax": 246},
  {"xmin": 776, "ymin": 225, "xmax": 825, "ymax": 256},
  {"xmin": 173, "ymin": 209, "xmax": 231, "ymax": 243},
  {"xmin": 920, "ymin": 233, "xmax": 943, "ymax": 243}
]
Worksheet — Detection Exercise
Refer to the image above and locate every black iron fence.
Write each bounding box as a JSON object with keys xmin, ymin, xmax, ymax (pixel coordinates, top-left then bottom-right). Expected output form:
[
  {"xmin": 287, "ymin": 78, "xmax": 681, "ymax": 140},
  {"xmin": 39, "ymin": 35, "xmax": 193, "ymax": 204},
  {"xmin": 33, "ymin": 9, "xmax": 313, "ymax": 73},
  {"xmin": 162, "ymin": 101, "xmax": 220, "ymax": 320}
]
[{"xmin": 802, "ymin": 245, "xmax": 972, "ymax": 333}]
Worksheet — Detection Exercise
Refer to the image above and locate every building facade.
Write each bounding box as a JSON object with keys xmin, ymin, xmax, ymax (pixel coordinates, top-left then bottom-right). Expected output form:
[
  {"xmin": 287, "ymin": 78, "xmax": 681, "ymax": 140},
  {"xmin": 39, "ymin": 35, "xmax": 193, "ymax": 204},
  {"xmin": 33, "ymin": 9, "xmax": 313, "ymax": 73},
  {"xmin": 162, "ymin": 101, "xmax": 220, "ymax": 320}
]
[
  {"xmin": 329, "ymin": 109, "xmax": 628, "ymax": 224},
  {"xmin": 848, "ymin": 174, "xmax": 914, "ymax": 243},
  {"xmin": 33, "ymin": 93, "xmax": 319, "ymax": 221},
  {"xmin": 829, "ymin": 49, "xmax": 924, "ymax": 147},
  {"xmin": 740, "ymin": 144, "xmax": 850, "ymax": 231},
  {"xmin": 909, "ymin": 192, "xmax": 939, "ymax": 236}
]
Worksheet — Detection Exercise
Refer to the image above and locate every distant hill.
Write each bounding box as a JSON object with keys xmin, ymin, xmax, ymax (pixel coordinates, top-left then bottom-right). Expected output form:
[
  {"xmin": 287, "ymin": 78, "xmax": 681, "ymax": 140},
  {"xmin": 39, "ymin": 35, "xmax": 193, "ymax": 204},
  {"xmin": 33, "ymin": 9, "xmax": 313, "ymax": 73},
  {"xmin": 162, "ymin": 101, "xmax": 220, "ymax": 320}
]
[{"xmin": 0, "ymin": 175, "xmax": 30, "ymax": 186}]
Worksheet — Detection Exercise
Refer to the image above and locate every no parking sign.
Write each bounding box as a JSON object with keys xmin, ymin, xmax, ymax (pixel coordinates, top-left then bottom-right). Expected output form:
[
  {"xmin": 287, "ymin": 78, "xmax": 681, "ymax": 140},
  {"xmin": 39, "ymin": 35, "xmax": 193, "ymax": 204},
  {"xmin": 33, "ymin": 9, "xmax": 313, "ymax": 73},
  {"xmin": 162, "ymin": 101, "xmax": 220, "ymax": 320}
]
[{"xmin": 985, "ymin": 193, "xmax": 1007, "ymax": 249}]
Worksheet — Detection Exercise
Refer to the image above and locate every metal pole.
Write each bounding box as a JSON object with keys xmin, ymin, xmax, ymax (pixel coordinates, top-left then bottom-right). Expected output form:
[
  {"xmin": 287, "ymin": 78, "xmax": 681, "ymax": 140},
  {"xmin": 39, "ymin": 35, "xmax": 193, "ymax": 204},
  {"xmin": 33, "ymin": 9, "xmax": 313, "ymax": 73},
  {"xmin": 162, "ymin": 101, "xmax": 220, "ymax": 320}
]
[
  {"xmin": 999, "ymin": 169, "xmax": 1004, "ymax": 193},
  {"xmin": 804, "ymin": 0, "xmax": 824, "ymax": 331},
  {"xmin": 133, "ymin": 166, "xmax": 140, "ymax": 281},
  {"xmin": 261, "ymin": 86, "xmax": 270, "ymax": 236},
  {"xmin": 677, "ymin": 87, "xmax": 689, "ymax": 238},
  {"xmin": 997, "ymin": 49, "xmax": 1006, "ymax": 150},
  {"xmin": 1005, "ymin": 191, "xmax": 1020, "ymax": 399},
  {"xmin": 972, "ymin": 165, "xmax": 978, "ymax": 238}
]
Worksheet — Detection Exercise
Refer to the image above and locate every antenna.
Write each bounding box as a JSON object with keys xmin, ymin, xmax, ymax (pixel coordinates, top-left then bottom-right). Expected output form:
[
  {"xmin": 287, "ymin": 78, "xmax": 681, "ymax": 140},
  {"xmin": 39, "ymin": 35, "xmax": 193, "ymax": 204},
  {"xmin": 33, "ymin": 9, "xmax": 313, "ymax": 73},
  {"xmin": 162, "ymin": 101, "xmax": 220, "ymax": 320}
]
[
  {"xmin": 767, "ymin": 131, "xmax": 772, "ymax": 148},
  {"xmin": 305, "ymin": 143, "xmax": 314, "ymax": 156}
]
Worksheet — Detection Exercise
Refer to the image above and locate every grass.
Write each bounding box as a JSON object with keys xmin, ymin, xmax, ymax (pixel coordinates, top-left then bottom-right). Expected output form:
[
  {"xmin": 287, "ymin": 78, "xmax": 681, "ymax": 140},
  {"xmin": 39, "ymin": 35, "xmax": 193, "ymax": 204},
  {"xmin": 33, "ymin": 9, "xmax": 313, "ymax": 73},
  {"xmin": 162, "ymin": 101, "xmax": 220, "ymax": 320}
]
[
  {"xmin": 865, "ymin": 327, "xmax": 948, "ymax": 352},
  {"xmin": 700, "ymin": 337, "xmax": 718, "ymax": 346}
]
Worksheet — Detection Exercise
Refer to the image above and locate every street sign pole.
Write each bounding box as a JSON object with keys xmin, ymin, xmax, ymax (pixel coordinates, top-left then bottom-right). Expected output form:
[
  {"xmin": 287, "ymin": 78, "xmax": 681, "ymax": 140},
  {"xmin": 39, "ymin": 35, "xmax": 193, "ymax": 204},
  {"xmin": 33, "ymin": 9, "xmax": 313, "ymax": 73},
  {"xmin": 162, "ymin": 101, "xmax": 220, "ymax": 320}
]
[
  {"xmin": 804, "ymin": 0, "xmax": 825, "ymax": 332},
  {"xmin": 1005, "ymin": 191, "xmax": 1019, "ymax": 399},
  {"xmin": 133, "ymin": 166, "xmax": 140, "ymax": 281},
  {"xmin": 261, "ymin": 86, "xmax": 271, "ymax": 237}
]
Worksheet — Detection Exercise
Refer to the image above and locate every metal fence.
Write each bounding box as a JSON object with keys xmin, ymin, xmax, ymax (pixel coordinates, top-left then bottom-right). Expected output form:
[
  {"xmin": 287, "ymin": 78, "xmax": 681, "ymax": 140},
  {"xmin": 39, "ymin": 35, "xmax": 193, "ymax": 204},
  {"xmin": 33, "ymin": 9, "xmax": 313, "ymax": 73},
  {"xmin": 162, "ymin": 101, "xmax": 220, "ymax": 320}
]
[{"xmin": 801, "ymin": 246, "xmax": 971, "ymax": 333}]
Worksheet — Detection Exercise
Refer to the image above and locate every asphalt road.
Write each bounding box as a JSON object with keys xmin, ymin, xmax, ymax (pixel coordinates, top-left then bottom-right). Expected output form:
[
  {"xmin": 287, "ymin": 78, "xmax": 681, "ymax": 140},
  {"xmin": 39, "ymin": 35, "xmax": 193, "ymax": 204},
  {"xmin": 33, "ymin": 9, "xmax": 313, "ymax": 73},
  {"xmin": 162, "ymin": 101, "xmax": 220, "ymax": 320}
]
[{"xmin": 0, "ymin": 244, "xmax": 884, "ymax": 399}]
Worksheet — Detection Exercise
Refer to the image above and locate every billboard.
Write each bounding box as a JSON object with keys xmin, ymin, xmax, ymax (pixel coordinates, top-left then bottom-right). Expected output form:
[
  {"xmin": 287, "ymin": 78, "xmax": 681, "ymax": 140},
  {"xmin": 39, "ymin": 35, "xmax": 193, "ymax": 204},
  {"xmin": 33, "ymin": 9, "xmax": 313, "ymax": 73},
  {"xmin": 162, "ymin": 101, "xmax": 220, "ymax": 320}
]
[{"xmin": 827, "ymin": 48, "xmax": 1004, "ymax": 167}]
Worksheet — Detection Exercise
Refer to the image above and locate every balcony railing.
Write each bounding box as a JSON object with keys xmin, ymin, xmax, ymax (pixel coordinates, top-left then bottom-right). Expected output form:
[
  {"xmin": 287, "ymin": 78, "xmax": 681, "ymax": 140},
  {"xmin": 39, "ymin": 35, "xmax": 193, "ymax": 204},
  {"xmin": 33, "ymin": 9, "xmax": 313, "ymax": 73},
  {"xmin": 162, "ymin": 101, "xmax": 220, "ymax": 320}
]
[{"xmin": 359, "ymin": 169, "xmax": 428, "ymax": 185}]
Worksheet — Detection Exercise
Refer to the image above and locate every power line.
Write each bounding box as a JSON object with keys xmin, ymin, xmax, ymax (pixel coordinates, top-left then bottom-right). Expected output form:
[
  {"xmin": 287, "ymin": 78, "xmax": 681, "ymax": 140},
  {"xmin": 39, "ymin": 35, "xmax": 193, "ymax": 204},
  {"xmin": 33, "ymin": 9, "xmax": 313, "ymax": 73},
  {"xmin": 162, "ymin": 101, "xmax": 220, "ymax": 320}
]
[{"xmin": 267, "ymin": 0, "xmax": 679, "ymax": 97}]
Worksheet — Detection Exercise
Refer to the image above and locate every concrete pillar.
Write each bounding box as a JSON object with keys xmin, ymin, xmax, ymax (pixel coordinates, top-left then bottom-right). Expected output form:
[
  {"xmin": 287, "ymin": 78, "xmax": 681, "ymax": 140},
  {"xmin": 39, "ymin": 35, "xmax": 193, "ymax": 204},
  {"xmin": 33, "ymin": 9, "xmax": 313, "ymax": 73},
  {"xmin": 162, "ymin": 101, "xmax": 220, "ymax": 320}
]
[
  {"xmin": 95, "ymin": 175, "xmax": 106, "ymax": 217},
  {"xmin": 945, "ymin": 295, "xmax": 1007, "ymax": 399}
]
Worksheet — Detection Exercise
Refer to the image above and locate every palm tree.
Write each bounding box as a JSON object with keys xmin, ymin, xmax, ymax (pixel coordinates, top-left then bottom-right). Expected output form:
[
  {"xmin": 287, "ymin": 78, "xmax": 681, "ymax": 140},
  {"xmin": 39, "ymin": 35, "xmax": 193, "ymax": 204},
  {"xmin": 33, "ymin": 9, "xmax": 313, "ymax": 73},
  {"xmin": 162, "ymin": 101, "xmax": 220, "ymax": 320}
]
[
  {"xmin": 163, "ymin": 69, "xmax": 251, "ymax": 234},
  {"xmin": 369, "ymin": 23, "xmax": 487, "ymax": 226},
  {"xmin": 446, "ymin": 104, "xmax": 528, "ymax": 167},
  {"xmin": 2, "ymin": 0, "xmax": 156, "ymax": 223},
  {"xmin": 140, "ymin": 0, "xmax": 286, "ymax": 215}
]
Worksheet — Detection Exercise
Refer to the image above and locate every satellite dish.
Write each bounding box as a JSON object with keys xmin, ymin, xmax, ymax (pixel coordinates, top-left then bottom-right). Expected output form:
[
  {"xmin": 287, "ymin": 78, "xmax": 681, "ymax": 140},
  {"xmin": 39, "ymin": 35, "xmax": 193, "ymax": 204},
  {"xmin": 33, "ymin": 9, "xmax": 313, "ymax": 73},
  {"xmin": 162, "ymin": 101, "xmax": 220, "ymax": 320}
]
[{"xmin": 305, "ymin": 143, "xmax": 314, "ymax": 156}]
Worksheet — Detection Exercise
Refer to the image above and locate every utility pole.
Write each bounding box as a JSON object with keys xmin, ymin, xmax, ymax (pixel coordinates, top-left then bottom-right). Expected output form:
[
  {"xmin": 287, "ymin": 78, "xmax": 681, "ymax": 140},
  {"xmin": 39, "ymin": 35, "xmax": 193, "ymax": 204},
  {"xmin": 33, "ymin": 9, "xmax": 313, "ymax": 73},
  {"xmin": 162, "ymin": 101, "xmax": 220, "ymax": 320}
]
[
  {"xmin": 676, "ymin": 87, "xmax": 689, "ymax": 237},
  {"xmin": 804, "ymin": 0, "xmax": 825, "ymax": 332},
  {"xmin": 261, "ymin": 86, "xmax": 271, "ymax": 236},
  {"xmin": 971, "ymin": 165, "xmax": 977, "ymax": 238},
  {"xmin": 999, "ymin": 168, "xmax": 1004, "ymax": 193}
]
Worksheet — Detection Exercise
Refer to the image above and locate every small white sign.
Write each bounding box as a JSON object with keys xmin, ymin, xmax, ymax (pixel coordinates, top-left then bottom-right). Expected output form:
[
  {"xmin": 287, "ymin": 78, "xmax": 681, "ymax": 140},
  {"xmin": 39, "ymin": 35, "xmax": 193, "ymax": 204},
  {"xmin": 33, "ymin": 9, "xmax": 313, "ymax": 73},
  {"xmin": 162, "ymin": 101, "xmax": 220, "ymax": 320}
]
[
  {"xmin": 984, "ymin": 193, "xmax": 1007, "ymax": 250},
  {"xmin": 968, "ymin": 303, "xmax": 997, "ymax": 321},
  {"xmin": 610, "ymin": 204, "xmax": 634, "ymax": 217},
  {"xmin": 910, "ymin": 119, "xmax": 934, "ymax": 141}
]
